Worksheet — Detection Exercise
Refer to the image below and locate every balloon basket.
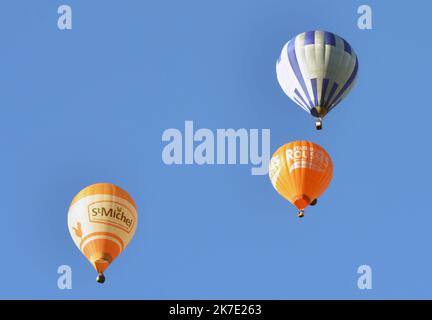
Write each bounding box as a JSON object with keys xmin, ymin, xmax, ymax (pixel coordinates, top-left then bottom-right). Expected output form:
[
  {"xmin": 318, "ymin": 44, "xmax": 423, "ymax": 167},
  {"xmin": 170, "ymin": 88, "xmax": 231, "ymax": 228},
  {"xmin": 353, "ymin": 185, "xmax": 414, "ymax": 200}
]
[{"xmin": 96, "ymin": 273, "xmax": 105, "ymax": 284}]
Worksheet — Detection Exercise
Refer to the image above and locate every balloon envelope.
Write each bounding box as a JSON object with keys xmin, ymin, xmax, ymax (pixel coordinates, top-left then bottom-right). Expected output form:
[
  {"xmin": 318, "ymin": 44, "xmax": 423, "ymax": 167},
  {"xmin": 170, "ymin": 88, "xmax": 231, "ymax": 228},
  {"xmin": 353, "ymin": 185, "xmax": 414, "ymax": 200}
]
[
  {"xmin": 68, "ymin": 183, "xmax": 137, "ymax": 280},
  {"xmin": 269, "ymin": 141, "xmax": 333, "ymax": 214},
  {"xmin": 276, "ymin": 30, "xmax": 358, "ymax": 120}
]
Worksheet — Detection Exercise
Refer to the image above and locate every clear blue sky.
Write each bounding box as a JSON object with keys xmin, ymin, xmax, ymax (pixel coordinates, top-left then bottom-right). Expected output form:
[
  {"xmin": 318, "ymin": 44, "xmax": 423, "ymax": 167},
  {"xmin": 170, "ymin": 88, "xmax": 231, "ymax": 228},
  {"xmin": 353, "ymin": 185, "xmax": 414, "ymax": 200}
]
[{"xmin": 0, "ymin": 0, "xmax": 431, "ymax": 299}]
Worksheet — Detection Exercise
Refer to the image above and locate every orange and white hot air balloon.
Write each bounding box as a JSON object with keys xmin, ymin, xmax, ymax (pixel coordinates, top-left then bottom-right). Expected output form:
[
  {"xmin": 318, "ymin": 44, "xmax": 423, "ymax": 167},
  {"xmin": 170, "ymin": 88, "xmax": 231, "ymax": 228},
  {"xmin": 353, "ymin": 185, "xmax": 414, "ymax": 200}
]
[
  {"xmin": 68, "ymin": 183, "xmax": 138, "ymax": 283},
  {"xmin": 269, "ymin": 141, "xmax": 333, "ymax": 218}
]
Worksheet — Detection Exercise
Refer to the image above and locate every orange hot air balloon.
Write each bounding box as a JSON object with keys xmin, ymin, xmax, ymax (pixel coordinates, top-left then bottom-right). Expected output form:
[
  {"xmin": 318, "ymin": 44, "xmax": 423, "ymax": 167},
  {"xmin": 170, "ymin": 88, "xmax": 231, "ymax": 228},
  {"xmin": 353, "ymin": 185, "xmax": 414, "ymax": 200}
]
[
  {"xmin": 68, "ymin": 183, "xmax": 138, "ymax": 283},
  {"xmin": 269, "ymin": 141, "xmax": 333, "ymax": 218}
]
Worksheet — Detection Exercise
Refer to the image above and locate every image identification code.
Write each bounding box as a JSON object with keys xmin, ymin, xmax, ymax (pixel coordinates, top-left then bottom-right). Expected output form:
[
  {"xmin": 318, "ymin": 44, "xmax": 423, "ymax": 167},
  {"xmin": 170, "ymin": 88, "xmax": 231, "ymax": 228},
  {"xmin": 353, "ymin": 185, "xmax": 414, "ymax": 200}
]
[{"xmin": 169, "ymin": 304, "xmax": 262, "ymax": 318}]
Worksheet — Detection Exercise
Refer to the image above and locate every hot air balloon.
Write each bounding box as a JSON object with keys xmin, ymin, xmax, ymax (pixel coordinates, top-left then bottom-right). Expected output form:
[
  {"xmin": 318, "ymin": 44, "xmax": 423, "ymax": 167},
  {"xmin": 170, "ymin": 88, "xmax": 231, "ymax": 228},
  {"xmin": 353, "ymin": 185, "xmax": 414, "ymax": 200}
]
[
  {"xmin": 68, "ymin": 183, "xmax": 137, "ymax": 283},
  {"xmin": 276, "ymin": 30, "xmax": 358, "ymax": 130},
  {"xmin": 269, "ymin": 141, "xmax": 333, "ymax": 218}
]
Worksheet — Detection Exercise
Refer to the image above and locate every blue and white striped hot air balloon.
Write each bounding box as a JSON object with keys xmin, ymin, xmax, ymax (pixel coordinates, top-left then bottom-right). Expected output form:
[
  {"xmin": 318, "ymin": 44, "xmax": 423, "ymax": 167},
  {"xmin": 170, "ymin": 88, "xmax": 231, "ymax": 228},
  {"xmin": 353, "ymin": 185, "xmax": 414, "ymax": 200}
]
[{"xmin": 276, "ymin": 30, "xmax": 359, "ymax": 130}]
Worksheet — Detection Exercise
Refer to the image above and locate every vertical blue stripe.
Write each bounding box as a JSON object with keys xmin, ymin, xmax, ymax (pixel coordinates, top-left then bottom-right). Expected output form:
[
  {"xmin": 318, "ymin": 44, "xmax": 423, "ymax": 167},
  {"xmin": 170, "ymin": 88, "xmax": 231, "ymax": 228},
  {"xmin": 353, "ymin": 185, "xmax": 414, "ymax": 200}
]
[
  {"xmin": 343, "ymin": 39, "xmax": 352, "ymax": 55},
  {"xmin": 324, "ymin": 82, "xmax": 339, "ymax": 108},
  {"xmin": 294, "ymin": 88, "xmax": 309, "ymax": 110},
  {"xmin": 311, "ymin": 79, "xmax": 318, "ymax": 106},
  {"xmin": 304, "ymin": 31, "xmax": 315, "ymax": 45},
  {"xmin": 320, "ymin": 79, "xmax": 330, "ymax": 106},
  {"xmin": 328, "ymin": 57, "xmax": 359, "ymax": 110},
  {"xmin": 324, "ymin": 32, "xmax": 336, "ymax": 46},
  {"xmin": 287, "ymin": 39, "xmax": 314, "ymax": 108}
]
